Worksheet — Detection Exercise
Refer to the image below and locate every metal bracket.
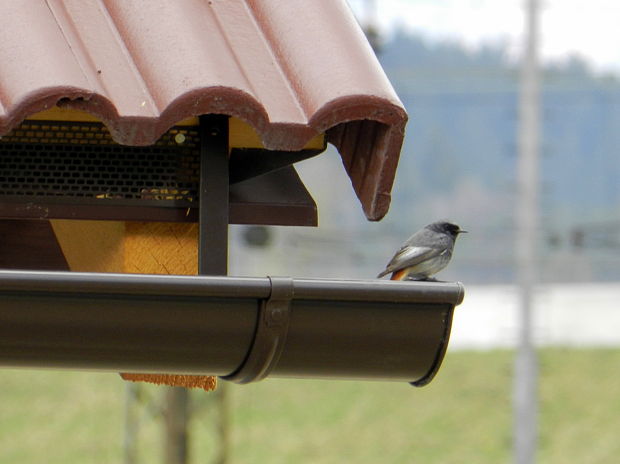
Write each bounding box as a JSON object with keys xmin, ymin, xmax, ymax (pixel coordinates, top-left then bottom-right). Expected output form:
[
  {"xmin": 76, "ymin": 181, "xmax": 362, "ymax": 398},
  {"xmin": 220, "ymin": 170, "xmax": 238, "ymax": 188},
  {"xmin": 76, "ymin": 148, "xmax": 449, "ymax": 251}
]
[{"xmin": 221, "ymin": 276, "xmax": 293, "ymax": 384}]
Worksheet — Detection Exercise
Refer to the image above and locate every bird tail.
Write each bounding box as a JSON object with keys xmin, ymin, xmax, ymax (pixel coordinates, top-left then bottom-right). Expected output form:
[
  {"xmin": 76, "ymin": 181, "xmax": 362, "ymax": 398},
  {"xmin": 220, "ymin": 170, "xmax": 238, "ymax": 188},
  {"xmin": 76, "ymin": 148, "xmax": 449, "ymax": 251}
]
[
  {"xmin": 390, "ymin": 269, "xmax": 408, "ymax": 281},
  {"xmin": 376, "ymin": 269, "xmax": 389, "ymax": 278}
]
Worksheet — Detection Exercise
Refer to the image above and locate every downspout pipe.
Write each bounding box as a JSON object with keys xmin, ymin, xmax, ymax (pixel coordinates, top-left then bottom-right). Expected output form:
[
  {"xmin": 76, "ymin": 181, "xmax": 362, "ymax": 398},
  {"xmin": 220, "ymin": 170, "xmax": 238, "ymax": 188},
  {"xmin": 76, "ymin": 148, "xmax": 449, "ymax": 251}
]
[{"xmin": 0, "ymin": 270, "xmax": 464, "ymax": 386}]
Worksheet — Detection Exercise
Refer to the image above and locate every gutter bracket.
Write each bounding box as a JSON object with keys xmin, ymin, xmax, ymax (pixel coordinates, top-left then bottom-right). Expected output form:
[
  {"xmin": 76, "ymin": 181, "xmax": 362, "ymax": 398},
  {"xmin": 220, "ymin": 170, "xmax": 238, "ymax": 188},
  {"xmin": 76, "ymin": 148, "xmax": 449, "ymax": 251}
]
[{"xmin": 221, "ymin": 276, "xmax": 293, "ymax": 384}]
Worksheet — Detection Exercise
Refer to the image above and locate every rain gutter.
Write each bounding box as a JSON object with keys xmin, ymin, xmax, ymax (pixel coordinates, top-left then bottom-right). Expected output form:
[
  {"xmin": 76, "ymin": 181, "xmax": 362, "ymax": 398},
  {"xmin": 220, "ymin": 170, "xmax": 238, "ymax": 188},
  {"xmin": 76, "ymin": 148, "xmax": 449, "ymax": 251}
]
[{"xmin": 0, "ymin": 270, "xmax": 464, "ymax": 386}]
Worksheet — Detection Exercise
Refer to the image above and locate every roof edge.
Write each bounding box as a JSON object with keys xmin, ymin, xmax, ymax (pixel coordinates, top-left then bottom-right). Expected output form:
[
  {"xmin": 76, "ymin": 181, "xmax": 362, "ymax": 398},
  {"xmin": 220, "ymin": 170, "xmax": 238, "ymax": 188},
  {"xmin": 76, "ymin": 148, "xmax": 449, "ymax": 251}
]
[
  {"xmin": 1, "ymin": 90, "xmax": 407, "ymax": 221},
  {"xmin": 322, "ymin": 96, "xmax": 407, "ymax": 221},
  {"xmin": 1, "ymin": 90, "xmax": 406, "ymax": 154}
]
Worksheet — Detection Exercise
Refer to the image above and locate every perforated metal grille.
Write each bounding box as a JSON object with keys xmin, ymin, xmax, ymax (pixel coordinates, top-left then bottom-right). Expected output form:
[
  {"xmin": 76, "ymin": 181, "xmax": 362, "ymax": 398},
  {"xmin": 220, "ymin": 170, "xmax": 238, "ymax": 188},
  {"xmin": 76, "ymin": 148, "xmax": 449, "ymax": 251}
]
[{"xmin": 0, "ymin": 120, "xmax": 200, "ymax": 207}]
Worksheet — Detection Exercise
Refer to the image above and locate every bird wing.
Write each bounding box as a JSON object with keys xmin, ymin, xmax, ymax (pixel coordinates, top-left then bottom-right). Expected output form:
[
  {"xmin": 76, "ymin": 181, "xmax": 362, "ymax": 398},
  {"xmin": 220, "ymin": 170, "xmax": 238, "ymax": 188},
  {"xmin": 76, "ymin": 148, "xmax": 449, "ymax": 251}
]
[{"xmin": 377, "ymin": 245, "xmax": 441, "ymax": 277}]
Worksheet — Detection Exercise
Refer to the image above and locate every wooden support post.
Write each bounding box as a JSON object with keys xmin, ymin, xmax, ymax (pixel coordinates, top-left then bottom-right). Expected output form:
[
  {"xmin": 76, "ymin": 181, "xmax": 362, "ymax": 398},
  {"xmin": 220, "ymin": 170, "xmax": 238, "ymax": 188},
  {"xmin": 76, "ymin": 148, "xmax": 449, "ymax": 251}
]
[
  {"xmin": 164, "ymin": 387, "xmax": 191, "ymax": 464},
  {"xmin": 50, "ymin": 115, "xmax": 231, "ymax": 464},
  {"xmin": 51, "ymin": 219, "xmax": 213, "ymax": 464}
]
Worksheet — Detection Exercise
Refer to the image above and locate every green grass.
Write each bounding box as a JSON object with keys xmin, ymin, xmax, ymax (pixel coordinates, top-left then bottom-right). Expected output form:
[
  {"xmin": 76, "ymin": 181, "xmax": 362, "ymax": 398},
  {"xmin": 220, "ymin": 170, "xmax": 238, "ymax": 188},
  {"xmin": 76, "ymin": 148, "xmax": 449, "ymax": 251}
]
[{"xmin": 1, "ymin": 349, "xmax": 618, "ymax": 463}]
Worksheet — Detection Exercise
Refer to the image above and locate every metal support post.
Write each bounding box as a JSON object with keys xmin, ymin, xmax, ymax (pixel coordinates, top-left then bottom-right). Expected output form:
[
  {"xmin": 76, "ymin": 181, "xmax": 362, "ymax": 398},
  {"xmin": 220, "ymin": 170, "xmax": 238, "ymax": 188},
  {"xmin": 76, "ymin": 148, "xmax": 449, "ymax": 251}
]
[
  {"xmin": 164, "ymin": 114, "xmax": 230, "ymax": 464},
  {"xmin": 199, "ymin": 114, "xmax": 229, "ymax": 275}
]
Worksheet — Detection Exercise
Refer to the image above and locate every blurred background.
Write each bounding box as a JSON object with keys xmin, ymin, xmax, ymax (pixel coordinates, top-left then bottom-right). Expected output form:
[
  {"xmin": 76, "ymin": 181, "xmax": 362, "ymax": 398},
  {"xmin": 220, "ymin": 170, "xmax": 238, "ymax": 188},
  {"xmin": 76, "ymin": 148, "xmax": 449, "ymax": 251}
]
[
  {"xmin": 241, "ymin": 0, "xmax": 620, "ymax": 285},
  {"xmin": 2, "ymin": 1, "xmax": 620, "ymax": 463}
]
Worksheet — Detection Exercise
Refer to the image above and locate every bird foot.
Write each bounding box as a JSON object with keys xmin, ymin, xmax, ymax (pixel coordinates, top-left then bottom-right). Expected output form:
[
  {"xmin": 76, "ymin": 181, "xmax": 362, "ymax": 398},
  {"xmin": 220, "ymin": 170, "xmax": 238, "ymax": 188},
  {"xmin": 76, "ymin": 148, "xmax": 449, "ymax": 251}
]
[{"xmin": 404, "ymin": 276, "xmax": 441, "ymax": 282}]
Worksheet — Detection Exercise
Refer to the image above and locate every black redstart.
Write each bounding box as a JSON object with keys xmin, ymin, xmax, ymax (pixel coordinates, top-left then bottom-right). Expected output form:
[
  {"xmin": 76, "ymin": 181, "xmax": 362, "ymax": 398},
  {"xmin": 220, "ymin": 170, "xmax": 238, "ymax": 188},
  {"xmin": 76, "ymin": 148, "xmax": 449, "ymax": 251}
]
[{"xmin": 377, "ymin": 221, "xmax": 467, "ymax": 281}]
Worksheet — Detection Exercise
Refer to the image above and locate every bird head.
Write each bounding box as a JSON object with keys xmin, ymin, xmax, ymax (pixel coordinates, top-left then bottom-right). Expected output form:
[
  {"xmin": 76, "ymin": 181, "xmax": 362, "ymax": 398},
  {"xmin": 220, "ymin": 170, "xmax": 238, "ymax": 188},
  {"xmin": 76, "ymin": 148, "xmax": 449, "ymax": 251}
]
[{"xmin": 428, "ymin": 221, "xmax": 467, "ymax": 238}]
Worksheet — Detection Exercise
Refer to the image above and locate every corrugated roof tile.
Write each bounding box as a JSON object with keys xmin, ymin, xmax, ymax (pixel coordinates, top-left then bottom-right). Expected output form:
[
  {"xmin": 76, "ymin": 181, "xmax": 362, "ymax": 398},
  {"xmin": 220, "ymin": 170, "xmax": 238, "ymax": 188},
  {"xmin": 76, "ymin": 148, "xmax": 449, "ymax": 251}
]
[{"xmin": 0, "ymin": 0, "xmax": 407, "ymax": 220}]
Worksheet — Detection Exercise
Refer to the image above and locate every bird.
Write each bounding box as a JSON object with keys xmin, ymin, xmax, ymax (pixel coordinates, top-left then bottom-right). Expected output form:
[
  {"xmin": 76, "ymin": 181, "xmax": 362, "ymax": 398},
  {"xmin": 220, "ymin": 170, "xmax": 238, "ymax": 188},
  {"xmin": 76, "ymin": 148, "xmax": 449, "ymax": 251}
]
[{"xmin": 377, "ymin": 221, "xmax": 467, "ymax": 281}]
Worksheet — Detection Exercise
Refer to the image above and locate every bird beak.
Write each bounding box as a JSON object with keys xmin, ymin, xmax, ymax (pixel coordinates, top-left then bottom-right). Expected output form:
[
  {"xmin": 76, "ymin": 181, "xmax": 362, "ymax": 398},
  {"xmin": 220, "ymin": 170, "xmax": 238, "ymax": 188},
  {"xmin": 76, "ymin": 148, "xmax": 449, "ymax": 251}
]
[{"xmin": 459, "ymin": 229, "xmax": 468, "ymax": 234}]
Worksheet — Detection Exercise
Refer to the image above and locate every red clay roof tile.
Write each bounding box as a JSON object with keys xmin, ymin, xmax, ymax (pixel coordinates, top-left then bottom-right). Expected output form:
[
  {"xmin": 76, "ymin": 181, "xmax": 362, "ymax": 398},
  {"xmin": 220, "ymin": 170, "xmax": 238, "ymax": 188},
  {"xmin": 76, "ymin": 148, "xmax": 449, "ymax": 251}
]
[{"xmin": 0, "ymin": 0, "xmax": 407, "ymax": 220}]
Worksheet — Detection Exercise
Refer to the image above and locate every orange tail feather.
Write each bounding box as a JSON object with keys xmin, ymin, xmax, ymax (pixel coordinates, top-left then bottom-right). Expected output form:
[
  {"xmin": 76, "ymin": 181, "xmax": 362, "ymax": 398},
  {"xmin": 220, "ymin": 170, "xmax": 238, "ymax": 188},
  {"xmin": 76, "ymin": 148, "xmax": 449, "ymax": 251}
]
[{"xmin": 391, "ymin": 269, "xmax": 408, "ymax": 281}]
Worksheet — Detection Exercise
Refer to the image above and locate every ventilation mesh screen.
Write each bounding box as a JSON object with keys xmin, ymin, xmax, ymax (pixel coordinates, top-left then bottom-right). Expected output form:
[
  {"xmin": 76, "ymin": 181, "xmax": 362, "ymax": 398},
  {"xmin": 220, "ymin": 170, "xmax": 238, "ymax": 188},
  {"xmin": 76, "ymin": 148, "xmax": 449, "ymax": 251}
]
[{"xmin": 0, "ymin": 120, "xmax": 200, "ymax": 207}]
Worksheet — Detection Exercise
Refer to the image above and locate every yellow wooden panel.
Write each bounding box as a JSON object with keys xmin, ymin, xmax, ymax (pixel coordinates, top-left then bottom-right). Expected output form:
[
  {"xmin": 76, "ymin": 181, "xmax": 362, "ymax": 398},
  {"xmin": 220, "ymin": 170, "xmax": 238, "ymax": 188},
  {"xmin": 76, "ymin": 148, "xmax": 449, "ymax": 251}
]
[
  {"xmin": 123, "ymin": 222, "xmax": 199, "ymax": 276},
  {"xmin": 120, "ymin": 222, "xmax": 216, "ymax": 392},
  {"xmin": 27, "ymin": 106, "xmax": 100, "ymax": 122},
  {"xmin": 50, "ymin": 219, "xmax": 125, "ymax": 273},
  {"xmin": 27, "ymin": 107, "xmax": 325, "ymax": 150},
  {"xmin": 50, "ymin": 219, "xmax": 217, "ymax": 391}
]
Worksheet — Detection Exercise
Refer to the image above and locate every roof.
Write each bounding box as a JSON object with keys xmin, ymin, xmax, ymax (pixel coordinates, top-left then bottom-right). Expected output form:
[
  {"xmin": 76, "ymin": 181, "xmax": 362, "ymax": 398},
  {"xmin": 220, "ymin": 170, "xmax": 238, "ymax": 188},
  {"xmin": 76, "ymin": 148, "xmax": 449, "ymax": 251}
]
[{"xmin": 0, "ymin": 0, "xmax": 407, "ymax": 220}]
